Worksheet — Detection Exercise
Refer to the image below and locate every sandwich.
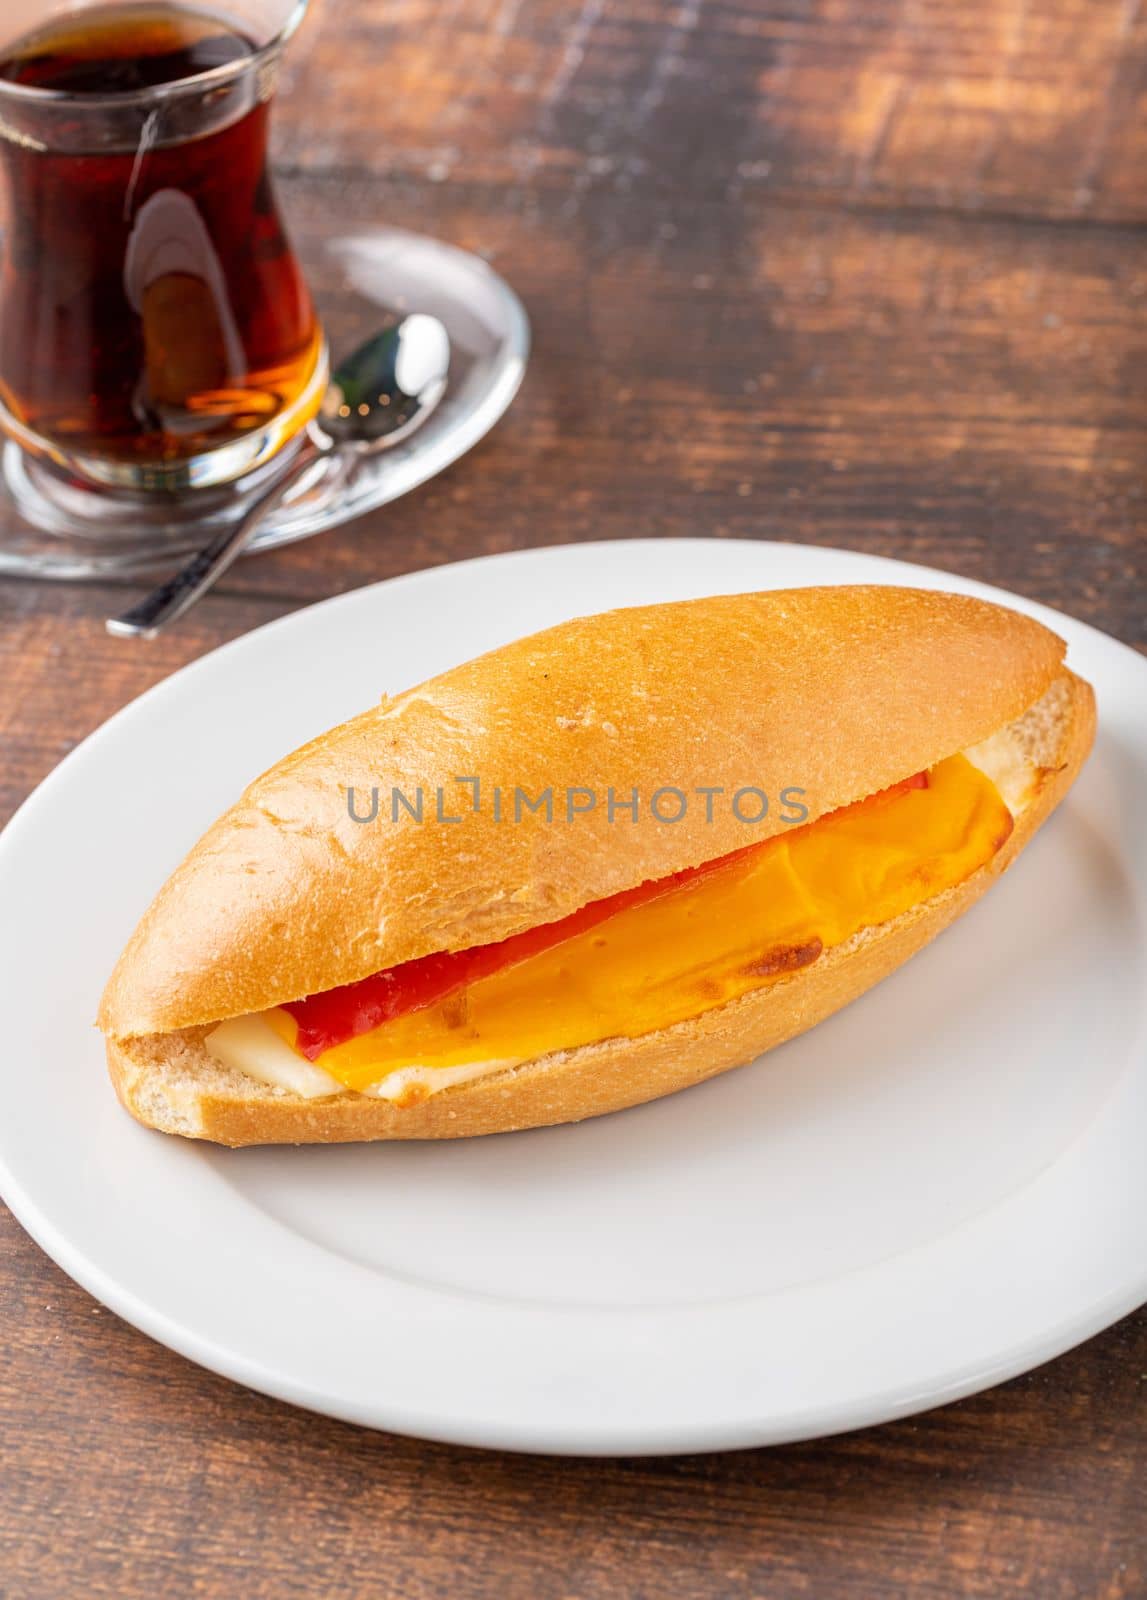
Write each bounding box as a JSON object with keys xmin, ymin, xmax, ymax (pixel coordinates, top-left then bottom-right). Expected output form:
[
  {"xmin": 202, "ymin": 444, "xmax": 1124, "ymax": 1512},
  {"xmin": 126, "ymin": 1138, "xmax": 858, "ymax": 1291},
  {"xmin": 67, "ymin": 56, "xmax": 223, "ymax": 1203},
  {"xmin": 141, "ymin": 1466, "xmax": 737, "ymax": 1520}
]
[{"xmin": 98, "ymin": 584, "xmax": 1095, "ymax": 1146}]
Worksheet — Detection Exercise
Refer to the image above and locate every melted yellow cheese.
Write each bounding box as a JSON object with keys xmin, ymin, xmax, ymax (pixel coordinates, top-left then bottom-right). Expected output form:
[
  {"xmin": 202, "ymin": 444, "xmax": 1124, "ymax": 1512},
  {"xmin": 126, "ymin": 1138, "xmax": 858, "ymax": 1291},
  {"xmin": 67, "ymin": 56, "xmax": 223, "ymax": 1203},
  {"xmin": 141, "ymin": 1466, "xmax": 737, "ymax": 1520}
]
[{"xmin": 256, "ymin": 753, "xmax": 1012, "ymax": 1098}]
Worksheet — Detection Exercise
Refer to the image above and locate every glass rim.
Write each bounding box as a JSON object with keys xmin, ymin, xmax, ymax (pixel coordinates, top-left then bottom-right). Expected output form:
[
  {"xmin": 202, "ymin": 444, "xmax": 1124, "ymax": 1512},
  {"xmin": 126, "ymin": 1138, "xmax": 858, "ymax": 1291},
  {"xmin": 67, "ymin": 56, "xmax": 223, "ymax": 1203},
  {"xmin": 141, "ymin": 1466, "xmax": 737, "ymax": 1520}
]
[{"xmin": 0, "ymin": 0, "xmax": 310, "ymax": 110}]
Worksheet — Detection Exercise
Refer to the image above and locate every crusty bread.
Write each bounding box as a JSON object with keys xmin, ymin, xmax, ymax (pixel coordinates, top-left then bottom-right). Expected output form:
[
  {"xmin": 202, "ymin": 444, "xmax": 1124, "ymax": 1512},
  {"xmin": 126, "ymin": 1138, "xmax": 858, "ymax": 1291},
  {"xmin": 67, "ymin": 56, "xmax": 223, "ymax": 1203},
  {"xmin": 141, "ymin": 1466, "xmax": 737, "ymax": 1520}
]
[
  {"xmin": 99, "ymin": 588, "xmax": 1094, "ymax": 1147},
  {"xmin": 100, "ymin": 586, "xmax": 1065, "ymax": 1041},
  {"xmin": 106, "ymin": 671, "xmax": 1093, "ymax": 1144}
]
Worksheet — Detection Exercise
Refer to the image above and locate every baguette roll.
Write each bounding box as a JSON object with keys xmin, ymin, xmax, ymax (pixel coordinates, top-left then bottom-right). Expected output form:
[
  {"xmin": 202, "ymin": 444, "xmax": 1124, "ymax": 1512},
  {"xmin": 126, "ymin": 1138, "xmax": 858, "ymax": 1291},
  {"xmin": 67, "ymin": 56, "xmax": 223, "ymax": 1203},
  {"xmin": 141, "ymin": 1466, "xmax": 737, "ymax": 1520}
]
[{"xmin": 98, "ymin": 586, "xmax": 1095, "ymax": 1146}]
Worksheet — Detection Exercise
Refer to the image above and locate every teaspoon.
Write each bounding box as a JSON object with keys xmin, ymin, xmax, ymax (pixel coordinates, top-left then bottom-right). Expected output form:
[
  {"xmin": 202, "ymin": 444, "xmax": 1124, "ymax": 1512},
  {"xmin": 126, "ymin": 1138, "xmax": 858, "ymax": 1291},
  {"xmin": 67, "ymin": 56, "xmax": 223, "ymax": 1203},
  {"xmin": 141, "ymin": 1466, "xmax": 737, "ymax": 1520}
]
[{"xmin": 107, "ymin": 313, "xmax": 451, "ymax": 639}]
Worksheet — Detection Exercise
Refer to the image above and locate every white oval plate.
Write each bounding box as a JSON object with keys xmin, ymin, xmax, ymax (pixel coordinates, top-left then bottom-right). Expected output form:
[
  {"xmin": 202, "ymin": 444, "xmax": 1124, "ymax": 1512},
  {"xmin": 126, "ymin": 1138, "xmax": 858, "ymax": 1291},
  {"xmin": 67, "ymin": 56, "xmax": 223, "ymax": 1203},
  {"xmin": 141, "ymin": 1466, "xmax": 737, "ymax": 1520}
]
[{"xmin": 1, "ymin": 540, "xmax": 1144, "ymax": 1455}]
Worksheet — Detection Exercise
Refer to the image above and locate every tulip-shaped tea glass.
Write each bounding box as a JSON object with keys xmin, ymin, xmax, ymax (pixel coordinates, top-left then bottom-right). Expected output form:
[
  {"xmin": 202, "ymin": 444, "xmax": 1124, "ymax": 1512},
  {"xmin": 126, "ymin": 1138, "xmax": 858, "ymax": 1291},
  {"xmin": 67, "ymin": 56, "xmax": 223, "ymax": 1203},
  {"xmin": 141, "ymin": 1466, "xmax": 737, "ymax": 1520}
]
[{"xmin": 0, "ymin": 0, "xmax": 326, "ymax": 556}]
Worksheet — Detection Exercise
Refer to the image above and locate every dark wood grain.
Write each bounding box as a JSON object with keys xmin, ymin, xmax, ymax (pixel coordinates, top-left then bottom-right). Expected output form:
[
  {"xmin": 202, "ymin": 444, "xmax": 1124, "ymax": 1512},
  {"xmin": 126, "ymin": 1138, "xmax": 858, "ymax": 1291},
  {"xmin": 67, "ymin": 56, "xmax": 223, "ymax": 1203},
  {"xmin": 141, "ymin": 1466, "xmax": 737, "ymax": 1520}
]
[
  {"xmin": 1, "ymin": 0, "xmax": 1145, "ymax": 1596},
  {"xmin": 278, "ymin": 0, "xmax": 1147, "ymax": 225}
]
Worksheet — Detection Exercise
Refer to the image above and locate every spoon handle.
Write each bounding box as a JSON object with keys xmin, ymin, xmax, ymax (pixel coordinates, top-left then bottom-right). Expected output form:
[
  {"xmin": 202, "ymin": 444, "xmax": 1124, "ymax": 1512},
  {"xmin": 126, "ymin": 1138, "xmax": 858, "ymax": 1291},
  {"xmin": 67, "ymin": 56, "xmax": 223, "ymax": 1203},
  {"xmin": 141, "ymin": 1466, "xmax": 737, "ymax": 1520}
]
[{"xmin": 106, "ymin": 443, "xmax": 332, "ymax": 639}]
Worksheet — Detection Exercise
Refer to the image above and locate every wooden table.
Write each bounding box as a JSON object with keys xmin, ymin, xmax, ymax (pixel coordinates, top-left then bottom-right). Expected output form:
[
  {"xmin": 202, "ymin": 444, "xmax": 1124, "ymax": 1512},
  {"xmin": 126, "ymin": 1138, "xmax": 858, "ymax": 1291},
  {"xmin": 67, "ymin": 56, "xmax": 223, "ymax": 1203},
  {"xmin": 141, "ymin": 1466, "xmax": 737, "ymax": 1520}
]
[{"xmin": 2, "ymin": 2, "xmax": 1145, "ymax": 1595}]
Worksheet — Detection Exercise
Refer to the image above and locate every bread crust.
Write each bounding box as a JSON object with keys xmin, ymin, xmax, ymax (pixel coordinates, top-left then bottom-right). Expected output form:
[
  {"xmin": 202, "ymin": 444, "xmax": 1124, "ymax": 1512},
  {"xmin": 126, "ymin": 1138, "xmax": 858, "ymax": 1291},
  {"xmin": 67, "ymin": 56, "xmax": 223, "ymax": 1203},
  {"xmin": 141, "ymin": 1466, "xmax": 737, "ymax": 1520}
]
[
  {"xmin": 99, "ymin": 586, "xmax": 1066, "ymax": 1040},
  {"xmin": 105, "ymin": 668, "xmax": 1095, "ymax": 1147}
]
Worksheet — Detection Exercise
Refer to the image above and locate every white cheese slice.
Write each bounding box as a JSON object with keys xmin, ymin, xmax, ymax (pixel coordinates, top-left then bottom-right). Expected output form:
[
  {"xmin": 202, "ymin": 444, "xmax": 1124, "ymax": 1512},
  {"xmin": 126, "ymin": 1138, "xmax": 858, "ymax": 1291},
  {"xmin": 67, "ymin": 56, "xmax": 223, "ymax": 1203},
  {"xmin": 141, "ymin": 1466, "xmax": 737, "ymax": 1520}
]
[
  {"xmin": 360, "ymin": 1058, "xmax": 520, "ymax": 1101},
  {"xmin": 963, "ymin": 728, "xmax": 1039, "ymax": 817},
  {"xmin": 205, "ymin": 1014, "xmax": 345, "ymax": 1099}
]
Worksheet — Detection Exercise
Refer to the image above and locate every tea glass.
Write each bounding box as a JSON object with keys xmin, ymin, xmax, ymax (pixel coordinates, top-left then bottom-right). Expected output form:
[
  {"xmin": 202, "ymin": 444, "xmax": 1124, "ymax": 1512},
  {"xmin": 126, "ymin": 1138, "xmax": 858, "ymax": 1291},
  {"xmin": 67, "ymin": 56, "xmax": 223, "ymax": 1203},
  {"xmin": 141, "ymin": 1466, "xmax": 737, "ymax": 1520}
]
[{"xmin": 0, "ymin": 0, "xmax": 326, "ymax": 535}]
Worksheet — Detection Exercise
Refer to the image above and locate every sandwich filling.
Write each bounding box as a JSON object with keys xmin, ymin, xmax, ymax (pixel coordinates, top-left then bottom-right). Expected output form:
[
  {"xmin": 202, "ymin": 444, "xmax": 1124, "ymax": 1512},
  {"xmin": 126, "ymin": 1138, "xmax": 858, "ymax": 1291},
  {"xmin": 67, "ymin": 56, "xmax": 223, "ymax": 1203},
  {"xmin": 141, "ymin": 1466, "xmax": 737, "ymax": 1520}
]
[{"xmin": 206, "ymin": 746, "xmax": 1027, "ymax": 1105}]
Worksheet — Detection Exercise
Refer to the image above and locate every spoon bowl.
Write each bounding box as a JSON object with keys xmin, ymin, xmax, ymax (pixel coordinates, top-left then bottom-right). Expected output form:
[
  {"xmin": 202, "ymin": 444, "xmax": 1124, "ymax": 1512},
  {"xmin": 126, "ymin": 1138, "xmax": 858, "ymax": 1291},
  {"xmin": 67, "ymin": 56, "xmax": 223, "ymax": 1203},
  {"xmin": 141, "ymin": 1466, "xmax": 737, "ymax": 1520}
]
[{"xmin": 318, "ymin": 314, "xmax": 451, "ymax": 450}]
